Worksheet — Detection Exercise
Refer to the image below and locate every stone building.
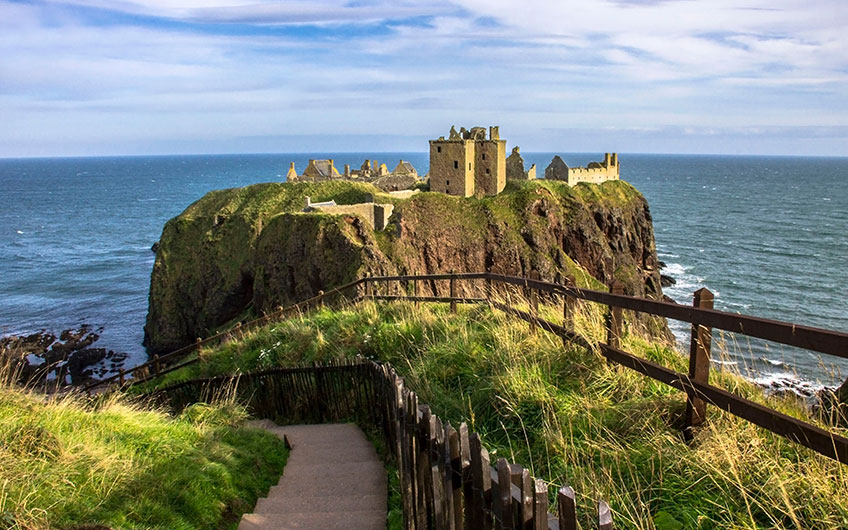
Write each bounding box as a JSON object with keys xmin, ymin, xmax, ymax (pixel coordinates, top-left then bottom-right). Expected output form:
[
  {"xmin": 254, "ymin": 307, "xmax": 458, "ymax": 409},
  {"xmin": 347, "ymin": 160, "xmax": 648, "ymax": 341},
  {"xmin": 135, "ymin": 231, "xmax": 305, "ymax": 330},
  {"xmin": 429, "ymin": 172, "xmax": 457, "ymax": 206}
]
[
  {"xmin": 506, "ymin": 146, "xmax": 536, "ymax": 180},
  {"xmin": 429, "ymin": 125, "xmax": 506, "ymax": 197},
  {"xmin": 391, "ymin": 160, "xmax": 418, "ymax": 179},
  {"xmin": 545, "ymin": 153, "xmax": 619, "ymax": 185},
  {"xmin": 286, "ymin": 158, "xmax": 417, "ymax": 186}
]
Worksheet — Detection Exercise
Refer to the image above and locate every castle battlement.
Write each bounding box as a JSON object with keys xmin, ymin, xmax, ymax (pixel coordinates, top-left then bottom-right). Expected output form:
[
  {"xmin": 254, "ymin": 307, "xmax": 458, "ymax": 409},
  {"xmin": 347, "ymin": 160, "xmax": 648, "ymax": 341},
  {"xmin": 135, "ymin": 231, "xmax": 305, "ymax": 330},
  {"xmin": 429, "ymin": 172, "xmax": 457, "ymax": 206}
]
[
  {"xmin": 545, "ymin": 153, "xmax": 619, "ymax": 185},
  {"xmin": 429, "ymin": 125, "xmax": 506, "ymax": 197}
]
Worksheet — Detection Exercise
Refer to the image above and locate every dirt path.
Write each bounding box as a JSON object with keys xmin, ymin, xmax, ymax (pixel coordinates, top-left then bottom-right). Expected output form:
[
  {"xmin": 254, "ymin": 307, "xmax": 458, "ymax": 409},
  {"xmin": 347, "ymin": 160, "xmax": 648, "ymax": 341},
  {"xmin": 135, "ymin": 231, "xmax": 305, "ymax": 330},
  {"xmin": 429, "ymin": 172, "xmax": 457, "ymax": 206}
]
[{"xmin": 239, "ymin": 421, "xmax": 387, "ymax": 530}]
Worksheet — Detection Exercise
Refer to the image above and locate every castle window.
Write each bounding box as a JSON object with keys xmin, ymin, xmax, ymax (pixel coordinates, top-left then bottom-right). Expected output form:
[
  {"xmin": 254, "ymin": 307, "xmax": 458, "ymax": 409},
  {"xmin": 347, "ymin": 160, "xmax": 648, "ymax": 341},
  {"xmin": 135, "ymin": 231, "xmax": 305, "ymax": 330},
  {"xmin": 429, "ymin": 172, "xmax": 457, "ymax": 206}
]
[
  {"xmin": 482, "ymin": 153, "xmax": 486, "ymax": 160},
  {"xmin": 454, "ymin": 161, "xmax": 458, "ymax": 169},
  {"xmin": 468, "ymin": 163, "xmax": 472, "ymax": 170},
  {"xmin": 486, "ymin": 168, "xmax": 490, "ymax": 174},
  {"xmin": 437, "ymin": 146, "xmax": 441, "ymax": 153},
  {"xmin": 446, "ymin": 180, "xmax": 450, "ymax": 186}
]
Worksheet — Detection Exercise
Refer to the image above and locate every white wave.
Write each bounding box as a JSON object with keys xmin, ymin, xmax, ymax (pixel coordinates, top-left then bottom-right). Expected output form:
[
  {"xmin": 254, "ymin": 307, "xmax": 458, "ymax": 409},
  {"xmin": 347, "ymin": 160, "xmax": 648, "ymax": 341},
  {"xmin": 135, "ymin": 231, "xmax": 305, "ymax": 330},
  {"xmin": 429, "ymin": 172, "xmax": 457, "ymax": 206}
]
[
  {"xmin": 752, "ymin": 372, "xmax": 825, "ymax": 398},
  {"xmin": 663, "ymin": 263, "xmax": 688, "ymax": 275},
  {"xmin": 16, "ymin": 230, "xmax": 24, "ymax": 234},
  {"xmin": 762, "ymin": 358, "xmax": 785, "ymax": 367},
  {"xmin": 713, "ymin": 359, "xmax": 738, "ymax": 366}
]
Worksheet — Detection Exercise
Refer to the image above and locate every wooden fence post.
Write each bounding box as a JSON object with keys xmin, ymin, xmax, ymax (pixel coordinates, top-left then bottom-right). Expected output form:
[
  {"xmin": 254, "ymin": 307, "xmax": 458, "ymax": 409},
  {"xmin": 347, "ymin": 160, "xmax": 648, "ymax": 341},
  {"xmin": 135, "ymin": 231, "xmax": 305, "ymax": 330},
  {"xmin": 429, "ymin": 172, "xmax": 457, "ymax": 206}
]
[
  {"xmin": 450, "ymin": 270, "xmax": 457, "ymax": 313},
  {"xmin": 519, "ymin": 468, "xmax": 533, "ymax": 530},
  {"xmin": 529, "ymin": 270, "xmax": 540, "ymax": 335},
  {"xmin": 413, "ymin": 280, "xmax": 420, "ymax": 308},
  {"xmin": 598, "ymin": 500, "xmax": 613, "ymax": 530},
  {"xmin": 470, "ymin": 434, "xmax": 492, "ymax": 530},
  {"xmin": 533, "ymin": 479, "xmax": 547, "ymax": 530},
  {"xmin": 495, "ymin": 459, "xmax": 512, "ymax": 529},
  {"xmin": 317, "ymin": 290, "xmax": 324, "ymax": 309},
  {"xmin": 459, "ymin": 424, "xmax": 472, "ymax": 530},
  {"xmin": 429, "ymin": 415, "xmax": 446, "ymax": 530},
  {"xmin": 607, "ymin": 281, "xmax": 624, "ymax": 349},
  {"xmin": 119, "ymin": 368, "xmax": 125, "ymax": 386},
  {"xmin": 562, "ymin": 275, "xmax": 576, "ymax": 348},
  {"xmin": 153, "ymin": 354, "xmax": 160, "ymax": 376},
  {"xmin": 557, "ymin": 486, "xmax": 576, "ymax": 530},
  {"xmin": 684, "ymin": 287, "xmax": 714, "ymax": 433}
]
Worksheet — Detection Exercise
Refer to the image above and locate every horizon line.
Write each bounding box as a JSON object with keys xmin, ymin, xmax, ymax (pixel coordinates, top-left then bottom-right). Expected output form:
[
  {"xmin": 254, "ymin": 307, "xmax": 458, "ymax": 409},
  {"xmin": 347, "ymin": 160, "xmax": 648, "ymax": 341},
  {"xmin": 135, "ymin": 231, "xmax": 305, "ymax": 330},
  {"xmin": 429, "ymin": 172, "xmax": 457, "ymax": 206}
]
[{"xmin": 3, "ymin": 151, "xmax": 848, "ymax": 161}]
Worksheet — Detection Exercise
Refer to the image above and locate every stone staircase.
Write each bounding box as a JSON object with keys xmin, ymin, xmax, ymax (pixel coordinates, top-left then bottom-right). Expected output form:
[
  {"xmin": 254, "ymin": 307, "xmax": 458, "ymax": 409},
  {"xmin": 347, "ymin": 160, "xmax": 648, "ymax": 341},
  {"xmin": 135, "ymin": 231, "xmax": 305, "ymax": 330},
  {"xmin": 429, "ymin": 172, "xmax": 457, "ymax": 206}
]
[{"xmin": 239, "ymin": 421, "xmax": 387, "ymax": 530}]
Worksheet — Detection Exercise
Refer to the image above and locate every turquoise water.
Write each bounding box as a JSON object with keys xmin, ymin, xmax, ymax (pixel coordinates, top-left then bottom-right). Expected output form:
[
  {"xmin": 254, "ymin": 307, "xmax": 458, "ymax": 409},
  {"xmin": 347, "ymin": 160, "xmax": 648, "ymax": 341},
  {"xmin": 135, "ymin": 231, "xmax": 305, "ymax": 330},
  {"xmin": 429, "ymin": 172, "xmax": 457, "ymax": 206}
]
[{"xmin": 0, "ymin": 153, "xmax": 845, "ymax": 386}]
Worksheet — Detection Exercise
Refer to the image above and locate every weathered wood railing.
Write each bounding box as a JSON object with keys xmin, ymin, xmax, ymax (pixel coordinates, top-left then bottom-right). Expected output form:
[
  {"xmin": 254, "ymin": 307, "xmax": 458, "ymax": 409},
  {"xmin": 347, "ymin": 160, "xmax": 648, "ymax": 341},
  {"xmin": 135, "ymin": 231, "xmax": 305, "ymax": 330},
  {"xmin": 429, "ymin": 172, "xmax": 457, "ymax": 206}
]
[
  {"xmin": 94, "ymin": 271, "xmax": 848, "ymax": 465},
  {"xmin": 147, "ymin": 359, "xmax": 613, "ymax": 529},
  {"xmin": 362, "ymin": 272, "xmax": 848, "ymax": 464}
]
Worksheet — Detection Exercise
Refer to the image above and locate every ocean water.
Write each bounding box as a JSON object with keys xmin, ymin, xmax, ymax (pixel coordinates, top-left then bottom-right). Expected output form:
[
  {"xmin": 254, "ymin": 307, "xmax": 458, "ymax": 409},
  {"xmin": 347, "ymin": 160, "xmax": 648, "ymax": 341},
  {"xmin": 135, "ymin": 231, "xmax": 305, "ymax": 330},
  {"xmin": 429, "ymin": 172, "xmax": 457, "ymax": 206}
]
[{"xmin": 1, "ymin": 153, "xmax": 845, "ymax": 387}]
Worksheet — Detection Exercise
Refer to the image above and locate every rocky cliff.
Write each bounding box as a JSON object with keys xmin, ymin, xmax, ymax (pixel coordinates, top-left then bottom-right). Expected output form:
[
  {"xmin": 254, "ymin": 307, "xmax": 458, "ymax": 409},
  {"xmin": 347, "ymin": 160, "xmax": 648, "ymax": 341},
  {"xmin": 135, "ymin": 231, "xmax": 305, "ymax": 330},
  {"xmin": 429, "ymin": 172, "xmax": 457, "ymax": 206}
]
[{"xmin": 144, "ymin": 179, "xmax": 666, "ymax": 355}]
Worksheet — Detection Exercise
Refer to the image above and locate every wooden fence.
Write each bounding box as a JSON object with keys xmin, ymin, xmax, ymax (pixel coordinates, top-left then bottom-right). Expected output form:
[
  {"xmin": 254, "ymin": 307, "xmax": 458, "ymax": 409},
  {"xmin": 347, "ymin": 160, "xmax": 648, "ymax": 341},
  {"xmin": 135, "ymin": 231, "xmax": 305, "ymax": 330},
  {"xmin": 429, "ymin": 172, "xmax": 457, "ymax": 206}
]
[
  {"xmin": 97, "ymin": 271, "xmax": 848, "ymax": 465},
  {"xmin": 148, "ymin": 359, "xmax": 612, "ymax": 530}
]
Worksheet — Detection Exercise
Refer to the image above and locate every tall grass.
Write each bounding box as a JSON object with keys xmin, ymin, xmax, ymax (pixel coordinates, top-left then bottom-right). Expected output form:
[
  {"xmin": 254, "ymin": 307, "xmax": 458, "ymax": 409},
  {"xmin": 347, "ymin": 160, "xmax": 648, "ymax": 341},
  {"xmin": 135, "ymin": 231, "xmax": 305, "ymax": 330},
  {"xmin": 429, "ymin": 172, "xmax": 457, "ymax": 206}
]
[
  {"xmin": 142, "ymin": 296, "xmax": 848, "ymax": 529},
  {"xmin": 0, "ymin": 376, "xmax": 287, "ymax": 529}
]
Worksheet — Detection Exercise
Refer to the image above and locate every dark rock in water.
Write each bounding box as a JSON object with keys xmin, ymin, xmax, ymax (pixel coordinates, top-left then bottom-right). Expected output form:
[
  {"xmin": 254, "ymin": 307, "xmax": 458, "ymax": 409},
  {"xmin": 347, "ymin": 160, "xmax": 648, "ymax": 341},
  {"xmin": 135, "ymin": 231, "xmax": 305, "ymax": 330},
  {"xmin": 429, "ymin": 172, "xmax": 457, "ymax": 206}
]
[
  {"xmin": 658, "ymin": 260, "xmax": 667, "ymax": 269},
  {"xmin": 151, "ymin": 241, "xmax": 160, "ymax": 253},
  {"xmin": 663, "ymin": 295, "xmax": 678, "ymax": 304},
  {"xmin": 660, "ymin": 274, "xmax": 676, "ymax": 287},
  {"xmin": 816, "ymin": 385, "xmax": 848, "ymax": 426},
  {"xmin": 1, "ymin": 326, "xmax": 128, "ymax": 388}
]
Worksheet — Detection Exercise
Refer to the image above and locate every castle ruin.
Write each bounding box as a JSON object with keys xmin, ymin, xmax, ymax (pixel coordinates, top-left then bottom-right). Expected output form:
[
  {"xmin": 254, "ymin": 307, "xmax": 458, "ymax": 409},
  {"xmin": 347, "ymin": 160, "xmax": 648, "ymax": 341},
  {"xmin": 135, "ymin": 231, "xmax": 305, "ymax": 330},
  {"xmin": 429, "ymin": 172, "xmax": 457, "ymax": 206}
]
[
  {"xmin": 429, "ymin": 126, "xmax": 506, "ymax": 197},
  {"xmin": 304, "ymin": 195, "xmax": 395, "ymax": 231},
  {"xmin": 545, "ymin": 153, "xmax": 619, "ymax": 185},
  {"xmin": 506, "ymin": 146, "xmax": 536, "ymax": 180}
]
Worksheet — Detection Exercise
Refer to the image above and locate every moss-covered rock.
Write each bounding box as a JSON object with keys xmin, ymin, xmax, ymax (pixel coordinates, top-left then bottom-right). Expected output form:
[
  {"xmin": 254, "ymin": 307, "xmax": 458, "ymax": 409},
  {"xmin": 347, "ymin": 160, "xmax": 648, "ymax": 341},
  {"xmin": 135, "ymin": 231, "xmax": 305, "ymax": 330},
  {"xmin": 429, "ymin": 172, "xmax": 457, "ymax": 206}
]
[{"xmin": 144, "ymin": 179, "xmax": 666, "ymax": 354}]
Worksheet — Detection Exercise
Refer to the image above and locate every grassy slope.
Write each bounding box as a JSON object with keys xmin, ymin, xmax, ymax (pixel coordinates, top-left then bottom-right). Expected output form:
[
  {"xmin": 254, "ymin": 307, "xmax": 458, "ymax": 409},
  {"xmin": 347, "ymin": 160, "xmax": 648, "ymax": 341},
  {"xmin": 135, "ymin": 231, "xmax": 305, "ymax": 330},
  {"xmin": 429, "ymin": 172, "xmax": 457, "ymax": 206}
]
[
  {"xmin": 0, "ymin": 388, "xmax": 287, "ymax": 530},
  {"xmin": 142, "ymin": 299, "xmax": 848, "ymax": 530}
]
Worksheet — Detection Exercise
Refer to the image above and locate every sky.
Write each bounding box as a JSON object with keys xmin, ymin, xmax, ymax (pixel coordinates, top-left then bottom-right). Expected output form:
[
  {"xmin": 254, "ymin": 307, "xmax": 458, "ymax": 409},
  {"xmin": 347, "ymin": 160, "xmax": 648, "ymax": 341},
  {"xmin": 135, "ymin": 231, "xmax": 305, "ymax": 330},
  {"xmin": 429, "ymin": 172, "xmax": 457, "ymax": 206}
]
[{"xmin": 1, "ymin": 0, "xmax": 847, "ymax": 157}]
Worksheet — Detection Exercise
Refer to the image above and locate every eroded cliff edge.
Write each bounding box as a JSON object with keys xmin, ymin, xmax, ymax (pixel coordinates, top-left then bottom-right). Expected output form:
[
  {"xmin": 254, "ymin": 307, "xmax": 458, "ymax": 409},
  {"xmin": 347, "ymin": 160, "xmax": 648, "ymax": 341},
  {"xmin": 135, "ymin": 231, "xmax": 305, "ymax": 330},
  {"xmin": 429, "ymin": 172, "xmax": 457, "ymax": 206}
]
[{"xmin": 144, "ymin": 179, "xmax": 666, "ymax": 355}]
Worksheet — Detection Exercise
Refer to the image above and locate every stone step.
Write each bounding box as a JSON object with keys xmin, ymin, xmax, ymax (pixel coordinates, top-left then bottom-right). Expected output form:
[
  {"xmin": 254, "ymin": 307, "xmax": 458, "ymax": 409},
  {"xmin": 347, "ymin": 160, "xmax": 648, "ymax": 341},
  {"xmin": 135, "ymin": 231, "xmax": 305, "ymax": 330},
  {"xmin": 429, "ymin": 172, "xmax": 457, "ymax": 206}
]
[
  {"xmin": 238, "ymin": 510, "xmax": 386, "ymax": 530},
  {"xmin": 281, "ymin": 446, "xmax": 378, "ymax": 463},
  {"xmin": 277, "ymin": 461, "xmax": 385, "ymax": 480},
  {"xmin": 266, "ymin": 472, "xmax": 385, "ymax": 498},
  {"xmin": 254, "ymin": 493, "xmax": 385, "ymax": 514},
  {"xmin": 239, "ymin": 422, "xmax": 386, "ymax": 530}
]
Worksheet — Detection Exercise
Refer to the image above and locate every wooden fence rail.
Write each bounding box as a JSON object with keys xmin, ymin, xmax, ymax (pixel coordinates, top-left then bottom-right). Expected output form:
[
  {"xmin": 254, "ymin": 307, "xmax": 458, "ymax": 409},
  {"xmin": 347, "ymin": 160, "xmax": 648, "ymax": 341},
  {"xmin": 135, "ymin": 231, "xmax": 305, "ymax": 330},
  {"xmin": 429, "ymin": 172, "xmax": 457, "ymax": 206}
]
[
  {"xmin": 147, "ymin": 359, "xmax": 612, "ymax": 530},
  {"xmin": 94, "ymin": 271, "xmax": 848, "ymax": 465}
]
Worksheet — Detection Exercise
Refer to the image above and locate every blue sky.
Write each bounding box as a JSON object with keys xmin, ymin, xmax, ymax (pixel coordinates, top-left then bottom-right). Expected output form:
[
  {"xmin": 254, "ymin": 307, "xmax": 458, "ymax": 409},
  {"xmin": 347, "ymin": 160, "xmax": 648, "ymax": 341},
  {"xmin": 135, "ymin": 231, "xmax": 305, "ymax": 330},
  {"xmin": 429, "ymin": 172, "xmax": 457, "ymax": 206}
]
[{"xmin": 1, "ymin": 0, "xmax": 846, "ymax": 156}]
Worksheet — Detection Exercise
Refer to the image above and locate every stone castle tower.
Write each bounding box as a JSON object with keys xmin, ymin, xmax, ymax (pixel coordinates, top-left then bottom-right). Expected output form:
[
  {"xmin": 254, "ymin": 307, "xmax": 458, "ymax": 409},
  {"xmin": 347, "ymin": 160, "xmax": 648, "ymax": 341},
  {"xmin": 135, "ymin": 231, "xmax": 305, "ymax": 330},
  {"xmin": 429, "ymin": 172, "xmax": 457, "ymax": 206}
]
[{"xmin": 429, "ymin": 125, "xmax": 506, "ymax": 197}]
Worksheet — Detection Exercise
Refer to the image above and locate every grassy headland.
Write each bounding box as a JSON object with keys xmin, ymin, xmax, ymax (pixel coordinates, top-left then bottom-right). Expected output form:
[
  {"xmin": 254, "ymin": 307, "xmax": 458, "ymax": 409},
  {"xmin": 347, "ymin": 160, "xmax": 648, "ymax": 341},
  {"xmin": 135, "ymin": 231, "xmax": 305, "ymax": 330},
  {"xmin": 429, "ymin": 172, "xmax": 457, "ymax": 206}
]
[
  {"xmin": 0, "ymin": 386, "xmax": 287, "ymax": 529},
  {"xmin": 141, "ymin": 298, "xmax": 848, "ymax": 529}
]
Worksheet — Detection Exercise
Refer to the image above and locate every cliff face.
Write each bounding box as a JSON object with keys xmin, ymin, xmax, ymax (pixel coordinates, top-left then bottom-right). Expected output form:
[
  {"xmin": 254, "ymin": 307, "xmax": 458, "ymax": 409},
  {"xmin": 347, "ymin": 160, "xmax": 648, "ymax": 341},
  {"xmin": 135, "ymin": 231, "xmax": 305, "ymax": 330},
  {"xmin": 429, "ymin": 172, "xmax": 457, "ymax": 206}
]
[{"xmin": 144, "ymin": 179, "xmax": 665, "ymax": 355}]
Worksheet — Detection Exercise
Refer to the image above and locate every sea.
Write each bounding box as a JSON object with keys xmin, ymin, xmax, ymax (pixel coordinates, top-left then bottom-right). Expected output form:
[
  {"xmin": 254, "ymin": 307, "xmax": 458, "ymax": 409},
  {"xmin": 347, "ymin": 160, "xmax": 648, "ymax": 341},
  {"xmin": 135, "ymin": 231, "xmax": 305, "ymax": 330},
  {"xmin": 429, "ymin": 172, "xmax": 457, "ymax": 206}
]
[{"xmin": 1, "ymin": 153, "xmax": 845, "ymax": 389}]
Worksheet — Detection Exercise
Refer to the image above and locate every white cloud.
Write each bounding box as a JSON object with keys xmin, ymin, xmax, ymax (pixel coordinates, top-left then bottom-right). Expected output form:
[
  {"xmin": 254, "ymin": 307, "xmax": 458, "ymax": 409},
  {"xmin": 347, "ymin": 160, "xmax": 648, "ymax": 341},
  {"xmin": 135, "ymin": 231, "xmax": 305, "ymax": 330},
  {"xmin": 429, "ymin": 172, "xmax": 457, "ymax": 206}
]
[{"xmin": 1, "ymin": 0, "xmax": 846, "ymax": 155}]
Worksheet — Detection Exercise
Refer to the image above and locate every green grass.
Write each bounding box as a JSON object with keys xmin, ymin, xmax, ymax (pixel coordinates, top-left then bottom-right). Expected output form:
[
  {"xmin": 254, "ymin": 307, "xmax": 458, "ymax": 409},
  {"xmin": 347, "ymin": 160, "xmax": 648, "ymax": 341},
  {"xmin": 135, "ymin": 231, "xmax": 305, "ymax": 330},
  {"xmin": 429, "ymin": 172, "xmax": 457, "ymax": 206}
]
[
  {"xmin": 140, "ymin": 297, "xmax": 848, "ymax": 529},
  {"xmin": 0, "ymin": 386, "xmax": 287, "ymax": 530}
]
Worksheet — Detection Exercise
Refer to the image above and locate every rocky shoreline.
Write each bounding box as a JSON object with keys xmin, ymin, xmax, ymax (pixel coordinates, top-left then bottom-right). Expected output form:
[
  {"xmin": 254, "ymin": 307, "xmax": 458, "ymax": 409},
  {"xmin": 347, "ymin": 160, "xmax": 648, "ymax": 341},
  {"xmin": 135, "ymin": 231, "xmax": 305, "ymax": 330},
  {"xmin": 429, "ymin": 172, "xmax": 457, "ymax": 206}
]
[{"xmin": 1, "ymin": 325, "xmax": 128, "ymax": 388}]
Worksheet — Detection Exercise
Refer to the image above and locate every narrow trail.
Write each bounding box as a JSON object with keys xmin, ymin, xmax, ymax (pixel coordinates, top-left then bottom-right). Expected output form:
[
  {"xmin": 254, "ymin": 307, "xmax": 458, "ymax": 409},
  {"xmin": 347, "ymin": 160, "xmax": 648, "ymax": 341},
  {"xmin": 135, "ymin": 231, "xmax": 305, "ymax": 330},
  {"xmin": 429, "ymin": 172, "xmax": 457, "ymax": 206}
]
[{"xmin": 239, "ymin": 421, "xmax": 387, "ymax": 530}]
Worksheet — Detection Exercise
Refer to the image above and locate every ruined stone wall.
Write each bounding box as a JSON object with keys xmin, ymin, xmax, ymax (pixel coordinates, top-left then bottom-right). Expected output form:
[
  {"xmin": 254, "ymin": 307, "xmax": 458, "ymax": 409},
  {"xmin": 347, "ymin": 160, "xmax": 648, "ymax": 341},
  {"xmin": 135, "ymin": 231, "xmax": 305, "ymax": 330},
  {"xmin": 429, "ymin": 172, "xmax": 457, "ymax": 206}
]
[
  {"xmin": 373, "ymin": 203, "xmax": 394, "ymax": 230},
  {"xmin": 565, "ymin": 166, "xmax": 619, "ymax": 185},
  {"xmin": 566, "ymin": 154, "xmax": 619, "ymax": 185},
  {"xmin": 311, "ymin": 202, "xmax": 395, "ymax": 231},
  {"xmin": 429, "ymin": 140, "xmax": 475, "ymax": 197}
]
